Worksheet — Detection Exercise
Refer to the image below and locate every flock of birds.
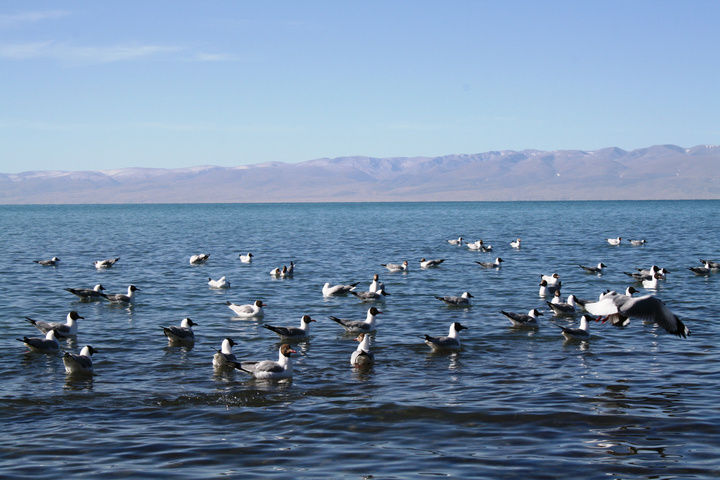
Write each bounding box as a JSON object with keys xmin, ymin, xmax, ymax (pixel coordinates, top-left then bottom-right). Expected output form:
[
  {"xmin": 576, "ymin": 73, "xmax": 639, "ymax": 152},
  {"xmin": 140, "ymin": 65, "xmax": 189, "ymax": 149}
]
[{"xmin": 20, "ymin": 235, "xmax": 716, "ymax": 381}]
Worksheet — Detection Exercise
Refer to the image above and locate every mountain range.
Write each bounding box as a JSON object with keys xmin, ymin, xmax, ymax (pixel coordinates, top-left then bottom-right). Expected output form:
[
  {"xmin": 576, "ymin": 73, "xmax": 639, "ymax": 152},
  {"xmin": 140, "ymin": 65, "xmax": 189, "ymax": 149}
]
[{"xmin": 1, "ymin": 144, "xmax": 718, "ymax": 203}]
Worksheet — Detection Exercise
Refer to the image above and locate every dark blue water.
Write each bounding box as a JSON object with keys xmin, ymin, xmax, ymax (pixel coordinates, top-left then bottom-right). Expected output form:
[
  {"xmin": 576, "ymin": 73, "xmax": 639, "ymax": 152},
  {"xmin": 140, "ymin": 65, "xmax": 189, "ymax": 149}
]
[{"xmin": 1, "ymin": 201, "xmax": 718, "ymax": 479}]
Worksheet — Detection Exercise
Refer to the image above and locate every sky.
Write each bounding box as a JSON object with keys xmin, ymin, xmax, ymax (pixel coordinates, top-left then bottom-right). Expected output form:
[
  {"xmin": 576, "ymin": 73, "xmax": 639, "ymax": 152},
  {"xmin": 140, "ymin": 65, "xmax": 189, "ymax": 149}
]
[{"xmin": 0, "ymin": 1, "xmax": 718, "ymax": 173}]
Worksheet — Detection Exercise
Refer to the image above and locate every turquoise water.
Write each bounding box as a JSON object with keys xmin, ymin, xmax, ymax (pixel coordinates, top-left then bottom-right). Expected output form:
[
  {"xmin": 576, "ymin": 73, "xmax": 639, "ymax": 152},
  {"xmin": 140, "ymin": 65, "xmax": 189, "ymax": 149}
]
[{"xmin": 1, "ymin": 201, "xmax": 719, "ymax": 479}]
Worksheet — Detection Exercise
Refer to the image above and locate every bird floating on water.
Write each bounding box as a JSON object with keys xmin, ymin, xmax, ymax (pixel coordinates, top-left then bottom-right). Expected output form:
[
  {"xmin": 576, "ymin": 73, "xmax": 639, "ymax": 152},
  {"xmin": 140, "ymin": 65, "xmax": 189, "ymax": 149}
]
[
  {"xmin": 162, "ymin": 318, "xmax": 196, "ymax": 344},
  {"xmin": 189, "ymin": 254, "xmax": 209, "ymax": 265},
  {"xmin": 330, "ymin": 307, "xmax": 381, "ymax": 334},
  {"xmin": 226, "ymin": 299, "xmax": 265, "ymax": 318},
  {"xmin": 63, "ymin": 345, "xmax": 97, "ymax": 375},
  {"xmin": 208, "ymin": 276, "xmax": 230, "ymax": 289},
  {"xmin": 435, "ymin": 291, "xmax": 473, "ymax": 306},
  {"xmin": 94, "ymin": 257, "xmax": 120, "ymax": 269},
  {"xmin": 424, "ymin": 322, "xmax": 467, "ymax": 353},
  {"xmin": 65, "ymin": 284, "xmax": 106, "ymax": 301},
  {"xmin": 34, "ymin": 256, "xmax": 60, "ymax": 266},
  {"xmin": 263, "ymin": 315, "xmax": 316, "ymax": 341}
]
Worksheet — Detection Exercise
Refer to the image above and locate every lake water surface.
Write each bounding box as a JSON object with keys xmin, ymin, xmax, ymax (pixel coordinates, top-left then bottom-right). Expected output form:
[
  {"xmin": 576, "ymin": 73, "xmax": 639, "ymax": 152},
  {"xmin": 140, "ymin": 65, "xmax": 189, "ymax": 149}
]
[{"xmin": 1, "ymin": 201, "xmax": 719, "ymax": 479}]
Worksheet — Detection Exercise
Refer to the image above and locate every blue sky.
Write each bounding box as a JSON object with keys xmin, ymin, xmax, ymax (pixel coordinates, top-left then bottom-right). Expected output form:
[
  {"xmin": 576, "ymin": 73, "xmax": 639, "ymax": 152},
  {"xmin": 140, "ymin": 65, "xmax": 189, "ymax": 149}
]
[{"xmin": 1, "ymin": 1, "xmax": 718, "ymax": 173}]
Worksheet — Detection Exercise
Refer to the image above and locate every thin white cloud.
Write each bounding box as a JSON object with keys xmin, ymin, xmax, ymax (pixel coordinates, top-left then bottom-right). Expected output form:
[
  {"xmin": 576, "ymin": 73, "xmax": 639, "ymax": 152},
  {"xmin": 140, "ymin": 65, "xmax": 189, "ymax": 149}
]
[
  {"xmin": 192, "ymin": 52, "xmax": 239, "ymax": 62},
  {"xmin": 0, "ymin": 41, "xmax": 238, "ymax": 64},
  {"xmin": 0, "ymin": 10, "xmax": 69, "ymax": 27},
  {"xmin": 0, "ymin": 41, "xmax": 181, "ymax": 63}
]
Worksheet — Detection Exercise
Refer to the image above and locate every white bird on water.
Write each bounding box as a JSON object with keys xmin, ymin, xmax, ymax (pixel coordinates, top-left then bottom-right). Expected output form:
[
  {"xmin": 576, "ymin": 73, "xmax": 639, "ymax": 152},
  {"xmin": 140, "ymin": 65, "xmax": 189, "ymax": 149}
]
[
  {"xmin": 63, "ymin": 345, "xmax": 97, "ymax": 375},
  {"xmin": 263, "ymin": 315, "xmax": 316, "ymax": 341},
  {"xmin": 553, "ymin": 315, "xmax": 592, "ymax": 341},
  {"xmin": 94, "ymin": 257, "xmax": 120, "ymax": 269},
  {"xmin": 238, "ymin": 252, "xmax": 254, "ymax": 263},
  {"xmin": 381, "ymin": 260, "xmax": 409, "ymax": 272},
  {"xmin": 208, "ymin": 276, "xmax": 230, "ymax": 289},
  {"xmin": 65, "ymin": 284, "xmax": 106, "ymax": 301},
  {"xmin": 420, "ymin": 258, "xmax": 445, "ymax": 269},
  {"xmin": 34, "ymin": 256, "xmax": 60, "ymax": 266},
  {"xmin": 351, "ymin": 289, "xmax": 390, "ymax": 301},
  {"xmin": 226, "ymin": 299, "xmax": 265, "ymax": 318},
  {"xmin": 213, "ymin": 338, "xmax": 242, "ymax": 369},
  {"xmin": 435, "ymin": 291, "xmax": 473, "ymax": 306},
  {"xmin": 579, "ymin": 262, "xmax": 606, "ymax": 274},
  {"xmin": 162, "ymin": 318, "xmax": 196, "ymax": 344},
  {"xmin": 475, "ymin": 257, "xmax": 503, "ymax": 268},
  {"xmin": 606, "ymin": 237, "xmax": 622, "ymax": 246},
  {"xmin": 546, "ymin": 294, "xmax": 577, "ymax": 316},
  {"xmin": 322, "ymin": 282, "xmax": 359, "ymax": 297},
  {"xmin": 237, "ymin": 344, "xmax": 297, "ymax": 380},
  {"xmin": 368, "ymin": 274, "xmax": 385, "ymax": 294},
  {"xmin": 501, "ymin": 308, "xmax": 543, "ymax": 328},
  {"xmin": 447, "ymin": 236, "xmax": 463, "ymax": 246},
  {"xmin": 350, "ymin": 333, "xmax": 374, "ymax": 368},
  {"xmin": 510, "ymin": 238, "xmax": 521, "ymax": 249},
  {"xmin": 189, "ymin": 253, "xmax": 210, "ymax": 265},
  {"xmin": 102, "ymin": 285, "xmax": 139, "ymax": 303},
  {"xmin": 17, "ymin": 330, "xmax": 60, "ymax": 353},
  {"xmin": 424, "ymin": 322, "xmax": 467, "ymax": 352},
  {"xmin": 329, "ymin": 307, "xmax": 381, "ymax": 334},
  {"xmin": 25, "ymin": 311, "xmax": 83, "ymax": 338}
]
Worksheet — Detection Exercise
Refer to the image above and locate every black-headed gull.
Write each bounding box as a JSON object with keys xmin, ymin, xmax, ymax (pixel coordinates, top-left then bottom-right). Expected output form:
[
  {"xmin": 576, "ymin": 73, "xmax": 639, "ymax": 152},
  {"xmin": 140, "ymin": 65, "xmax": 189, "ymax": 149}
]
[
  {"xmin": 226, "ymin": 299, "xmax": 265, "ymax": 318},
  {"xmin": 447, "ymin": 236, "xmax": 463, "ymax": 246},
  {"xmin": 208, "ymin": 276, "xmax": 230, "ymax": 289},
  {"xmin": 553, "ymin": 315, "xmax": 592, "ymax": 341},
  {"xmin": 642, "ymin": 273, "xmax": 662, "ymax": 289},
  {"xmin": 17, "ymin": 330, "xmax": 60, "ymax": 353},
  {"xmin": 189, "ymin": 253, "xmax": 210, "ymax": 265},
  {"xmin": 579, "ymin": 262, "xmax": 606, "ymax": 274},
  {"xmin": 263, "ymin": 315, "xmax": 316, "ymax": 341},
  {"xmin": 25, "ymin": 311, "xmax": 83, "ymax": 338},
  {"xmin": 350, "ymin": 333, "xmax": 374, "ymax": 368},
  {"xmin": 381, "ymin": 260, "xmax": 408, "ymax": 272},
  {"xmin": 595, "ymin": 288, "xmax": 638, "ymax": 326},
  {"xmin": 65, "ymin": 284, "xmax": 106, "ymax": 301},
  {"xmin": 699, "ymin": 259, "xmax": 720, "ymax": 270},
  {"xmin": 637, "ymin": 265, "xmax": 669, "ymax": 278},
  {"xmin": 629, "ymin": 239, "xmax": 646, "ymax": 246},
  {"xmin": 538, "ymin": 279, "xmax": 561, "ymax": 297},
  {"xmin": 34, "ymin": 256, "xmax": 60, "ymax": 266},
  {"xmin": 102, "ymin": 285, "xmax": 139, "ymax": 303},
  {"xmin": 162, "ymin": 318, "xmax": 196, "ymax": 344},
  {"xmin": 238, "ymin": 252, "xmax": 254, "ymax": 263},
  {"xmin": 585, "ymin": 293, "xmax": 689, "ymax": 338},
  {"xmin": 689, "ymin": 261, "xmax": 713, "ymax": 276},
  {"xmin": 419, "ymin": 258, "xmax": 445, "ymax": 269},
  {"xmin": 63, "ymin": 345, "xmax": 97, "ymax": 374},
  {"xmin": 330, "ymin": 307, "xmax": 381, "ymax": 334},
  {"xmin": 606, "ymin": 237, "xmax": 622, "ymax": 246},
  {"xmin": 541, "ymin": 273, "xmax": 561, "ymax": 286},
  {"xmin": 424, "ymin": 322, "xmax": 467, "ymax": 352},
  {"xmin": 368, "ymin": 274, "xmax": 384, "ymax": 294},
  {"xmin": 94, "ymin": 257, "xmax": 120, "ymax": 269},
  {"xmin": 510, "ymin": 238, "xmax": 522, "ymax": 249},
  {"xmin": 546, "ymin": 295, "xmax": 577, "ymax": 316},
  {"xmin": 466, "ymin": 240, "xmax": 486, "ymax": 251},
  {"xmin": 435, "ymin": 291, "xmax": 473, "ymax": 306},
  {"xmin": 213, "ymin": 338, "xmax": 242, "ymax": 369},
  {"xmin": 476, "ymin": 257, "xmax": 503, "ymax": 268},
  {"xmin": 351, "ymin": 289, "xmax": 390, "ymax": 301},
  {"xmin": 501, "ymin": 308, "xmax": 543, "ymax": 328},
  {"xmin": 322, "ymin": 282, "xmax": 359, "ymax": 297},
  {"xmin": 237, "ymin": 344, "xmax": 296, "ymax": 380}
]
